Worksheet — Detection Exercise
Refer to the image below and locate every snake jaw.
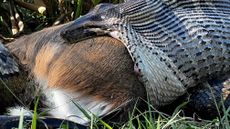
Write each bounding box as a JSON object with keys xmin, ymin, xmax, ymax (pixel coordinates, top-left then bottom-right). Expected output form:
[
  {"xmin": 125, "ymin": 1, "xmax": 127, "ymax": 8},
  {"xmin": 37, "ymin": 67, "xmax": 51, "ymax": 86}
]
[
  {"xmin": 61, "ymin": 25, "xmax": 112, "ymax": 43},
  {"xmin": 60, "ymin": 3, "xmax": 121, "ymax": 43},
  {"xmin": 61, "ymin": 15, "xmax": 112, "ymax": 43},
  {"xmin": 60, "ymin": 14, "xmax": 103, "ymax": 43},
  {"xmin": 61, "ymin": 26, "xmax": 104, "ymax": 43}
]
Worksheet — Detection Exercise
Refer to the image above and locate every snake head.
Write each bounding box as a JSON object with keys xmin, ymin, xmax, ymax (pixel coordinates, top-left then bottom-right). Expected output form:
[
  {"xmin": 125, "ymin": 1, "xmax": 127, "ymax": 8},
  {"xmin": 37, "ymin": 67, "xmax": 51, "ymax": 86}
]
[{"xmin": 61, "ymin": 3, "xmax": 121, "ymax": 43}]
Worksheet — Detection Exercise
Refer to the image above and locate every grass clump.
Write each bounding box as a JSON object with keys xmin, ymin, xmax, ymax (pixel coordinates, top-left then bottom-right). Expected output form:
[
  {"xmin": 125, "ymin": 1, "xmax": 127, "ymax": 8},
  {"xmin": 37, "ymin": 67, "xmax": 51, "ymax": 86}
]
[
  {"xmin": 120, "ymin": 103, "xmax": 230, "ymax": 129},
  {"xmin": 14, "ymin": 94, "xmax": 229, "ymax": 129}
]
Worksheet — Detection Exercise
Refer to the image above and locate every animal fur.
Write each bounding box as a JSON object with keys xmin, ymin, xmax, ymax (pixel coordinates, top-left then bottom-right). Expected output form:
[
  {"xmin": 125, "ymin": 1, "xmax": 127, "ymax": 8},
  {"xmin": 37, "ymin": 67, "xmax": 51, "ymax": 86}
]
[{"xmin": 5, "ymin": 23, "xmax": 146, "ymax": 124}]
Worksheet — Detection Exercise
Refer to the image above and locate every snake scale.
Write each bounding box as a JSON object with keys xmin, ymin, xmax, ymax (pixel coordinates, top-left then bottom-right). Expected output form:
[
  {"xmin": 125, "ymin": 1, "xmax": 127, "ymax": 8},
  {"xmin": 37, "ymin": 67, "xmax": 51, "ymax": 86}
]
[
  {"xmin": 0, "ymin": 43, "xmax": 19, "ymax": 75},
  {"xmin": 0, "ymin": 0, "xmax": 227, "ymax": 120},
  {"xmin": 61, "ymin": 0, "xmax": 230, "ymax": 107},
  {"xmin": 60, "ymin": 0, "xmax": 230, "ymax": 111}
]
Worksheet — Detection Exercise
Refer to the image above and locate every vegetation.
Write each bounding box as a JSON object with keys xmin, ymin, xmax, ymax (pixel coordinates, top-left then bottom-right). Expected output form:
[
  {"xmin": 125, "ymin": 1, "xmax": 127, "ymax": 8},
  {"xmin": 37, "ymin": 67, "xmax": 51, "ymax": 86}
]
[
  {"xmin": 0, "ymin": 0, "xmax": 122, "ymax": 40},
  {"xmin": 16, "ymin": 99, "xmax": 230, "ymax": 129}
]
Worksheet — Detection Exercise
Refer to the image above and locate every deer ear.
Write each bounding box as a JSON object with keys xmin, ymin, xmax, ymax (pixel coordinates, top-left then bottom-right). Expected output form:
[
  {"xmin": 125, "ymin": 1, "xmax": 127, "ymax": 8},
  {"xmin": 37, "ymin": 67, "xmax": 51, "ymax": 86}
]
[{"xmin": 0, "ymin": 42, "xmax": 19, "ymax": 75}]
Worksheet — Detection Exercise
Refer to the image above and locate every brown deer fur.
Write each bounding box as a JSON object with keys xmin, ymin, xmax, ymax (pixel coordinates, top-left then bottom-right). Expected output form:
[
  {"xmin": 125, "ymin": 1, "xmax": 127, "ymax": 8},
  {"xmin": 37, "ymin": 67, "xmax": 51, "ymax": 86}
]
[{"xmin": 5, "ymin": 23, "xmax": 146, "ymax": 124}]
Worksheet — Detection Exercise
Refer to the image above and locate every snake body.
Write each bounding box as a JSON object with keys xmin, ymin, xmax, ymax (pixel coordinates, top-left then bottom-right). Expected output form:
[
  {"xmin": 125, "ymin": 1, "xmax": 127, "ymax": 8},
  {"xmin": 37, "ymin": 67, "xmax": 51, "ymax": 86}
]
[
  {"xmin": 61, "ymin": 0, "xmax": 230, "ymax": 108},
  {"xmin": 0, "ymin": 42, "xmax": 18, "ymax": 76}
]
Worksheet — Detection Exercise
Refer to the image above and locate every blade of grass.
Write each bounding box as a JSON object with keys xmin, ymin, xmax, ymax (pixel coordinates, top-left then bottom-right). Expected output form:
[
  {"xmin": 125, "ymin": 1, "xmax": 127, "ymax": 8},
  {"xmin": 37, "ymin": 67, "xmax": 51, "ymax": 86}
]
[
  {"xmin": 71, "ymin": 100, "xmax": 91, "ymax": 120},
  {"xmin": 98, "ymin": 118, "xmax": 112, "ymax": 129},
  {"xmin": 162, "ymin": 111, "xmax": 188, "ymax": 129},
  {"xmin": 72, "ymin": 99, "xmax": 112, "ymax": 129},
  {"xmin": 172, "ymin": 101, "xmax": 188, "ymax": 116},
  {"xmin": 221, "ymin": 106, "xmax": 230, "ymax": 129},
  {"xmin": 0, "ymin": 78, "xmax": 26, "ymax": 107},
  {"xmin": 137, "ymin": 116, "xmax": 142, "ymax": 129},
  {"xmin": 74, "ymin": 0, "xmax": 83, "ymax": 18},
  {"xmin": 31, "ymin": 97, "xmax": 40, "ymax": 129},
  {"xmin": 61, "ymin": 123, "xmax": 69, "ymax": 129},
  {"xmin": 18, "ymin": 108, "xmax": 24, "ymax": 129},
  {"xmin": 156, "ymin": 115, "xmax": 161, "ymax": 129},
  {"xmin": 90, "ymin": 114, "xmax": 94, "ymax": 129}
]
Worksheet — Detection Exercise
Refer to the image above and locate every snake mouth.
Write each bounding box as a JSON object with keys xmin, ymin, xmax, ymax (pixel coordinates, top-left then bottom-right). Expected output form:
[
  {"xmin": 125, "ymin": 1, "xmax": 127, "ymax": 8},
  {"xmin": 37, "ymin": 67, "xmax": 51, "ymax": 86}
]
[
  {"xmin": 60, "ymin": 14, "xmax": 110, "ymax": 43},
  {"xmin": 61, "ymin": 26, "xmax": 106, "ymax": 43}
]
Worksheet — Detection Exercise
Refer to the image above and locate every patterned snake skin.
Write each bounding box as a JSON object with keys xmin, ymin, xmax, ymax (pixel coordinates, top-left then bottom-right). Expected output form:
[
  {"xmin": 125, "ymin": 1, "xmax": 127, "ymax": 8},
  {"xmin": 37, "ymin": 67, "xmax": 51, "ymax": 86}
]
[
  {"xmin": 61, "ymin": 0, "xmax": 230, "ymax": 108},
  {"xmin": 0, "ymin": 42, "xmax": 18, "ymax": 75}
]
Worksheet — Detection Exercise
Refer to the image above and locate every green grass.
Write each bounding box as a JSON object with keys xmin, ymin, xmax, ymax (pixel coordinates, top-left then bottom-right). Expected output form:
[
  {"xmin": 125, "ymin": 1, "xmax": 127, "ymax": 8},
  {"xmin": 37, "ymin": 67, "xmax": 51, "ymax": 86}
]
[
  {"xmin": 118, "ymin": 105, "xmax": 230, "ymax": 129},
  {"xmin": 15, "ymin": 94, "xmax": 229, "ymax": 129},
  {"xmin": 31, "ymin": 97, "xmax": 39, "ymax": 129},
  {"xmin": 18, "ymin": 108, "xmax": 24, "ymax": 129},
  {"xmin": 74, "ymin": 0, "xmax": 83, "ymax": 18}
]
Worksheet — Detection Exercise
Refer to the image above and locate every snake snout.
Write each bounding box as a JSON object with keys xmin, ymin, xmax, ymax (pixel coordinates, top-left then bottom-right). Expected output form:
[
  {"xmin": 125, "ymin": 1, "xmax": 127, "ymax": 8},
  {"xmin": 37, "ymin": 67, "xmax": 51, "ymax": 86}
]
[
  {"xmin": 60, "ymin": 26, "xmax": 98, "ymax": 43},
  {"xmin": 60, "ymin": 14, "xmax": 106, "ymax": 43}
]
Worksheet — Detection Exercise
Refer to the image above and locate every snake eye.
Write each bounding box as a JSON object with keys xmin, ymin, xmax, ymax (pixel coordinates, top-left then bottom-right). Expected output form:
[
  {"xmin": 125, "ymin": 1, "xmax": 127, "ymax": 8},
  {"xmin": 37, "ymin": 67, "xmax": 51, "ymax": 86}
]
[{"xmin": 100, "ymin": 15, "xmax": 106, "ymax": 20}]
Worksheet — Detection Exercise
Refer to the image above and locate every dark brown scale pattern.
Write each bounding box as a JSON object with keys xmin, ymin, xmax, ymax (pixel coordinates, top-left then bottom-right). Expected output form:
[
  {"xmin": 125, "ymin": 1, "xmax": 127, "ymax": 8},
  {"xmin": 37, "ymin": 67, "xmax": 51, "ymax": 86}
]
[
  {"xmin": 117, "ymin": 0, "xmax": 230, "ymax": 102},
  {"xmin": 61, "ymin": 0, "xmax": 230, "ymax": 106}
]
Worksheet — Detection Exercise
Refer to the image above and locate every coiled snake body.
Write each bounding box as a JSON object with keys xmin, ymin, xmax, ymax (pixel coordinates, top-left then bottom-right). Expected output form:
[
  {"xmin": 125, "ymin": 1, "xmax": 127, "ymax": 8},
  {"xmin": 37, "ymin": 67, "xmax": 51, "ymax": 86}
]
[{"xmin": 60, "ymin": 0, "xmax": 230, "ymax": 112}]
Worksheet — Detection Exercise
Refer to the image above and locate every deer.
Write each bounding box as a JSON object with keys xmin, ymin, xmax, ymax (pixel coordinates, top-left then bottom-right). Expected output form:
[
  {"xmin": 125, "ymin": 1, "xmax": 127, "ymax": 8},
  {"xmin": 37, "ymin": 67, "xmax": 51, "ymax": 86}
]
[{"xmin": 1, "ymin": 23, "xmax": 146, "ymax": 125}]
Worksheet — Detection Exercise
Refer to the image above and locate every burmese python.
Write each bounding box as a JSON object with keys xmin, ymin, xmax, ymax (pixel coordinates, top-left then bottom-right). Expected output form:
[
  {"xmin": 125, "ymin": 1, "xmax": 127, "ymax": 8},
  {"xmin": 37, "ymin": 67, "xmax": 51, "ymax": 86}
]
[{"xmin": 60, "ymin": 0, "xmax": 230, "ymax": 113}]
